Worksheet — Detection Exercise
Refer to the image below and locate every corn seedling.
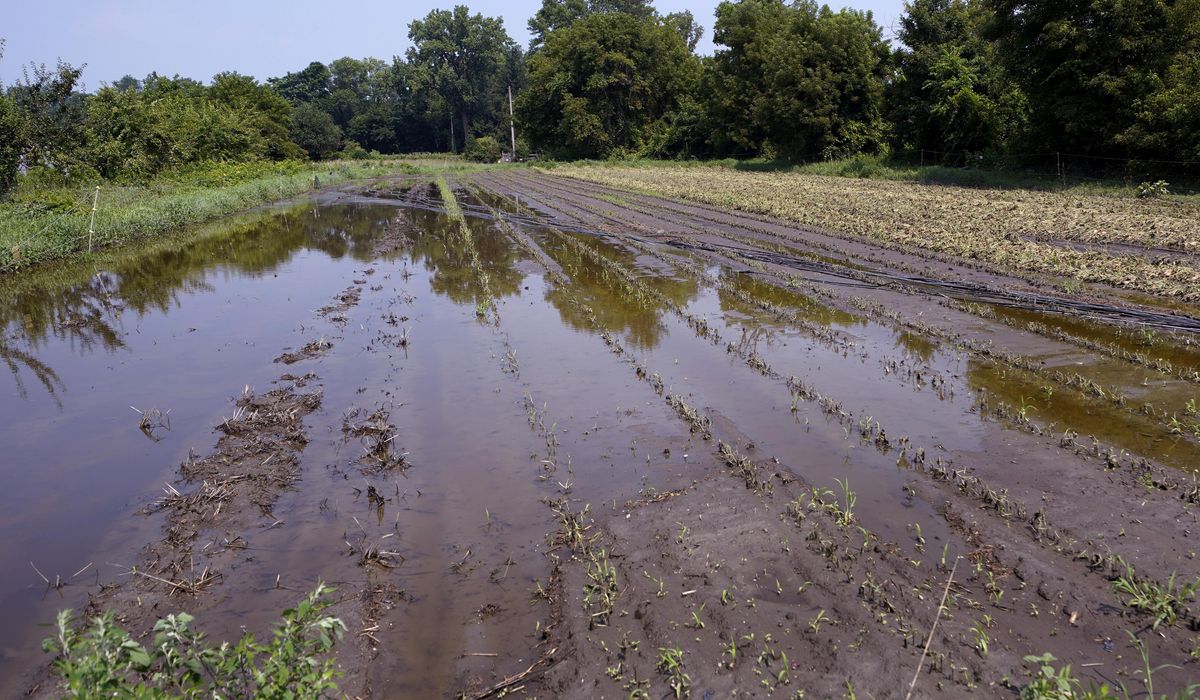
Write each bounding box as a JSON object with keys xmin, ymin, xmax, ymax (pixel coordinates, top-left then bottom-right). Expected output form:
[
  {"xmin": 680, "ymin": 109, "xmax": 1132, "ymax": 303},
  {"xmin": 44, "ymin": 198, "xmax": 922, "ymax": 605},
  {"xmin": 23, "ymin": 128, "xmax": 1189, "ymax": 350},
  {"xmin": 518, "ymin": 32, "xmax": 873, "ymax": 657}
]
[
  {"xmin": 970, "ymin": 620, "xmax": 990, "ymax": 658},
  {"xmin": 644, "ymin": 570, "xmax": 666, "ymax": 598},
  {"xmin": 656, "ymin": 645, "xmax": 690, "ymax": 699},
  {"xmin": 583, "ymin": 549, "xmax": 619, "ymax": 626}
]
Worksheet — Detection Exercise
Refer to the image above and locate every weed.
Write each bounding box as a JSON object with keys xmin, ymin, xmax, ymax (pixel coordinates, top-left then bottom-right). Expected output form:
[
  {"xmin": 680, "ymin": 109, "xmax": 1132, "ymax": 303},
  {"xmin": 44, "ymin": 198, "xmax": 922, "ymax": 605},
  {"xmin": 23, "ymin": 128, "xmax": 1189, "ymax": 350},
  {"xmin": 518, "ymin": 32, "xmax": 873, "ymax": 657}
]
[
  {"xmin": 1111, "ymin": 563, "xmax": 1200, "ymax": 629},
  {"xmin": 43, "ymin": 585, "xmax": 344, "ymax": 698},
  {"xmin": 1020, "ymin": 653, "xmax": 1085, "ymax": 699}
]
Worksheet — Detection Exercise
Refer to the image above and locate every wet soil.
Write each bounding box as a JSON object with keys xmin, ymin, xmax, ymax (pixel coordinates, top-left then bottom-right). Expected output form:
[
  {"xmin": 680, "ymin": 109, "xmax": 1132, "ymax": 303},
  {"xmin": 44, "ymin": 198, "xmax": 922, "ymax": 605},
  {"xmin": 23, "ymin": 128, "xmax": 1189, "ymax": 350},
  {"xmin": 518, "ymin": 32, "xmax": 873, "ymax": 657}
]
[{"xmin": 3, "ymin": 174, "xmax": 1199, "ymax": 698}]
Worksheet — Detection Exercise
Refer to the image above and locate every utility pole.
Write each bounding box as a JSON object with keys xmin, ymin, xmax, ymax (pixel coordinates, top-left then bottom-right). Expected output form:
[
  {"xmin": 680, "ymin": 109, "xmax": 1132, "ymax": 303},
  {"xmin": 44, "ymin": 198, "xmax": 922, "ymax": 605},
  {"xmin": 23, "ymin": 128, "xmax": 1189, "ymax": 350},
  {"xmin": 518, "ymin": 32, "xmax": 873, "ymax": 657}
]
[
  {"xmin": 508, "ymin": 85, "xmax": 517, "ymax": 161},
  {"xmin": 450, "ymin": 113, "xmax": 456, "ymax": 154}
]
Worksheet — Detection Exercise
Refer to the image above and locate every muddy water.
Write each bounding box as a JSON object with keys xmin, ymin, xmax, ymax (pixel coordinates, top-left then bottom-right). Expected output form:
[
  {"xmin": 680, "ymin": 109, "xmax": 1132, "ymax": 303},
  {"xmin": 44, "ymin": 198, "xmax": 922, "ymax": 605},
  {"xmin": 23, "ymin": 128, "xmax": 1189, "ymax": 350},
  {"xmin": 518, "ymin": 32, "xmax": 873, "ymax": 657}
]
[
  {"xmin": 7, "ymin": 178, "xmax": 1200, "ymax": 696},
  {"xmin": 0, "ymin": 202, "xmax": 396, "ymax": 685},
  {"xmin": 0, "ymin": 192, "xmax": 728, "ymax": 696}
]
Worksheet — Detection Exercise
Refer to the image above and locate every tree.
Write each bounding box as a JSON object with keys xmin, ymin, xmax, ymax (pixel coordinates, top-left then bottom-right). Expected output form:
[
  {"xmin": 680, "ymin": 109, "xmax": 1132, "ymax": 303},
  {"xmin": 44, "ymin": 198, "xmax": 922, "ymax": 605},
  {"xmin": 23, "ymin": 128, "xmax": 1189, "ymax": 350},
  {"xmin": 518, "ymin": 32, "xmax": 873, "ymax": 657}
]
[
  {"xmin": 0, "ymin": 40, "xmax": 25, "ymax": 193},
  {"xmin": 887, "ymin": 0, "xmax": 1026, "ymax": 155},
  {"xmin": 209, "ymin": 72, "xmax": 302, "ymax": 160},
  {"xmin": 1114, "ymin": 0, "xmax": 1200, "ymax": 161},
  {"xmin": 289, "ymin": 103, "xmax": 342, "ymax": 158},
  {"xmin": 705, "ymin": 0, "xmax": 891, "ymax": 160},
  {"xmin": 664, "ymin": 11, "xmax": 705, "ymax": 51},
  {"xmin": 517, "ymin": 11, "xmax": 701, "ymax": 158},
  {"xmin": 407, "ymin": 6, "xmax": 517, "ymax": 151},
  {"xmin": 9, "ymin": 58, "xmax": 86, "ymax": 170},
  {"xmin": 84, "ymin": 80, "xmax": 273, "ymax": 179},
  {"xmin": 983, "ymin": 0, "xmax": 1183, "ymax": 156},
  {"xmin": 528, "ymin": 0, "xmax": 657, "ymax": 49},
  {"xmin": 112, "ymin": 74, "xmax": 140, "ymax": 92},
  {"xmin": 269, "ymin": 62, "xmax": 332, "ymax": 105}
]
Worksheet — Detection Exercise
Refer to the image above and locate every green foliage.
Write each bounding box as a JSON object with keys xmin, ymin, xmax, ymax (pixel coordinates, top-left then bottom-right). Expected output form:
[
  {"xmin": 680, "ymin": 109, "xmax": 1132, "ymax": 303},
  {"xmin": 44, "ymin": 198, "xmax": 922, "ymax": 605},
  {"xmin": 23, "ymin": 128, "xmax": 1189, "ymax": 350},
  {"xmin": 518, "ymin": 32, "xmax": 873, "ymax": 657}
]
[
  {"xmin": 42, "ymin": 584, "xmax": 345, "ymax": 698},
  {"xmin": 984, "ymin": 0, "xmax": 1196, "ymax": 160},
  {"xmin": 407, "ymin": 6, "xmax": 522, "ymax": 150},
  {"xmin": 518, "ymin": 11, "xmax": 701, "ymax": 159},
  {"xmin": 886, "ymin": 0, "xmax": 1027, "ymax": 155},
  {"xmin": 1138, "ymin": 180, "xmax": 1171, "ymax": 199},
  {"xmin": 0, "ymin": 40, "xmax": 23, "ymax": 195},
  {"xmin": 1020, "ymin": 653, "xmax": 1093, "ymax": 699},
  {"xmin": 336, "ymin": 141, "xmax": 372, "ymax": 160},
  {"xmin": 704, "ymin": 0, "xmax": 891, "ymax": 160},
  {"xmin": 1116, "ymin": 3, "xmax": 1200, "ymax": 162},
  {"xmin": 1111, "ymin": 563, "xmax": 1200, "ymax": 629},
  {"xmin": 7, "ymin": 58, "xmax": 87, "ymax": 171},
  {"xmin": 527, "ymin": 0, "xmax": 656, "ymax": 50},
  {"xmin": 84, "ymin": 75, "xmax": 292, "ymax": 181},
  {"xmin": 290, "ymin": 103, "xmax": 343, "ymax": 159},
  {"xmin": 0, "ymin": 160, "xmax": 403, "ymax": 270},
  {"xmin": 464, "ymin": 135, "xmax": 503, "ymax": 162}
]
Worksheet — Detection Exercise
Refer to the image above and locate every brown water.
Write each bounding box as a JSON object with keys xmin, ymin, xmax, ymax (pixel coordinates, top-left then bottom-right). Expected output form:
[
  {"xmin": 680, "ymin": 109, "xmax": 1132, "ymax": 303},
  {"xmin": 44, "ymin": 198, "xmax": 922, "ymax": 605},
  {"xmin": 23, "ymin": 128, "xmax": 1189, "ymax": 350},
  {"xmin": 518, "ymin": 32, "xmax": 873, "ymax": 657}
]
[{"xmin": 4, "ymin": 182, "xmax": 1198, "ymax": 696}]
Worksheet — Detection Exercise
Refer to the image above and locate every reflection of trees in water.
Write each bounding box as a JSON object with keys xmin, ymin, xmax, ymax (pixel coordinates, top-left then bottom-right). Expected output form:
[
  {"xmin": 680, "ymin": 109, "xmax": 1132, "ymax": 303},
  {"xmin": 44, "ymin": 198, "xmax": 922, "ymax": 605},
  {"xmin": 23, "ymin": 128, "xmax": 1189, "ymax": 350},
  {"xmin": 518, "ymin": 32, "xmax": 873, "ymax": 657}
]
[
  {"xmin": 1, "ymin": 203, "xmax": 396, "ymax": 400},
  {"xmin": 716, "ymin": 269, "xmax": 863, "ymax": 329},
  {"xmin": 400, "ymin": 208, "xmax": 526, "ymax": 307},
  {"xmin": 538, "ymin": 232, "xmax": 682, "ymax": 351}
]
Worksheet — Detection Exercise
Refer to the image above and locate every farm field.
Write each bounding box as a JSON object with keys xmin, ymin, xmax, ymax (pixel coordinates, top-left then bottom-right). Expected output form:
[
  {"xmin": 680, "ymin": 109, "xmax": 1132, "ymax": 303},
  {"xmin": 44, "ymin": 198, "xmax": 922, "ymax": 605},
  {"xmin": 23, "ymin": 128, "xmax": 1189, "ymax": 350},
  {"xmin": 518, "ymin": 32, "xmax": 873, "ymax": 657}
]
[
  {"xmin": 553, "ymin": 164, "xmax": 1200, "ymax": 301},
  {"xmin": 4, "ymin": 168, "xmax": 1200, "ymax": 697}
]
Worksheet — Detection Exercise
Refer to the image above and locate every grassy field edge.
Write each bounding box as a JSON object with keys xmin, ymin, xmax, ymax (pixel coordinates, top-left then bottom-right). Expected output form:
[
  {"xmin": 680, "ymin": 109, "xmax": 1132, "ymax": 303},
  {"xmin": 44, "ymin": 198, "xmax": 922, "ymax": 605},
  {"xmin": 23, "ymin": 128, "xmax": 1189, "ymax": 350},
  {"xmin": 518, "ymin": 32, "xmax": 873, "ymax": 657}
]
[{"xmin": 0, "ymin": 160, "xmax": 418, "ymax": 273}]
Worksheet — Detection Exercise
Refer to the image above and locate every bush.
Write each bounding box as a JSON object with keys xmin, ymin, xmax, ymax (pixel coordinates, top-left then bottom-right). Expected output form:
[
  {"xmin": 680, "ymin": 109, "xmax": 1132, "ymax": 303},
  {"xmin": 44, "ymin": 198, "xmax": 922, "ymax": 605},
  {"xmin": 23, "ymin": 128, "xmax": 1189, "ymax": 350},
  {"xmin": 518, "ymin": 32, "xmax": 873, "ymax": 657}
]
[
  {"xmin": 164, "ymin": 160, "xmax": 309, "ymax": 188},
  {"xmin": 42, "ymin": 584, "xmax": 345, "ymax": 699},
  {"xmin": 464, "ymin": 136, "xmax": 503, "ymax": 163},
  {"xmin": 336, "ymin": 141, "xmax": 371, "ymax": 160}
]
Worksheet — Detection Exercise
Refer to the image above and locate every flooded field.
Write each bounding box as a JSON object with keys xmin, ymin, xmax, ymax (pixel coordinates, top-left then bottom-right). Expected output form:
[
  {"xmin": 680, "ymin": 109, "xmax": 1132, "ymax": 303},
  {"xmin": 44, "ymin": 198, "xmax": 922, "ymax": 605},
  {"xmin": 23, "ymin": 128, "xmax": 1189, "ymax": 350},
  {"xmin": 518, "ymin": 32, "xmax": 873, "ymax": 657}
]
[{"xmin": 4, "ymin": 173, "xmax": 1200, "ymax": 697}]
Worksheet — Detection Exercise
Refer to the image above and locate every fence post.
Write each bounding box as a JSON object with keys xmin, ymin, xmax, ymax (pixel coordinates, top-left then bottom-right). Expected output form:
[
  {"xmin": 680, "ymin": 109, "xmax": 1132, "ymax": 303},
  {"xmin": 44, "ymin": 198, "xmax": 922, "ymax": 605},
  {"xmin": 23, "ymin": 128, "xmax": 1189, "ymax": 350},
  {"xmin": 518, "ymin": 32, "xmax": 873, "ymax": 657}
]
[{"xmin": 87, "ymin": 186, "xmax": 100, "ymax": 253}]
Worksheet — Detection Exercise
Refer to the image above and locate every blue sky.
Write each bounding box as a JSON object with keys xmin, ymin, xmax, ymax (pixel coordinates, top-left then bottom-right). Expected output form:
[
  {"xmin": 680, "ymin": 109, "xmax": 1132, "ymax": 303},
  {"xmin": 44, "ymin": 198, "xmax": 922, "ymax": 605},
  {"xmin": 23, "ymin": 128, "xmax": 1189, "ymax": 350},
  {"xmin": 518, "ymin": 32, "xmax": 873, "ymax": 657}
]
[{"xmin": 0, "ymin": 0, "xmax": 905, "ymax": 87}]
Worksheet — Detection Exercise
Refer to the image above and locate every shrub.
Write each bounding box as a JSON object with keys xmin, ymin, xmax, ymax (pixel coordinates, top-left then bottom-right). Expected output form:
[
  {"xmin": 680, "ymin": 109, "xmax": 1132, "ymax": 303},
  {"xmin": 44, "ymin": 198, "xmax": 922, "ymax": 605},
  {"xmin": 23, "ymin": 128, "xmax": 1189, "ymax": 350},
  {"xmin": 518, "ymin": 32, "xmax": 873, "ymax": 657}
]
[
  {"xmin": 464, "ymin": 136, "xmax": 503, "ymax": 163},
  {"xmin": 336, "ymin": 141, "xmax": 371, "ymax": 160},
  {"xmin": 42, "ymin": 584, "xmax": 345, "ymax": 699}
]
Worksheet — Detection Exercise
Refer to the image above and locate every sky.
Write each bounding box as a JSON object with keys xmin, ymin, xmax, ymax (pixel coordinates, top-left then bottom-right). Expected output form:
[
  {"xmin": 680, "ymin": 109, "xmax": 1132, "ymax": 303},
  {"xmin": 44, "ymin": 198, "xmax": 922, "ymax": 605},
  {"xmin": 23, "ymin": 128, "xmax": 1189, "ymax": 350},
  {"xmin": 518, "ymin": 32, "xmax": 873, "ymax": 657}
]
[{"xmin": 0, "ymin": 0, "xmax": 905, "ymax": 88}]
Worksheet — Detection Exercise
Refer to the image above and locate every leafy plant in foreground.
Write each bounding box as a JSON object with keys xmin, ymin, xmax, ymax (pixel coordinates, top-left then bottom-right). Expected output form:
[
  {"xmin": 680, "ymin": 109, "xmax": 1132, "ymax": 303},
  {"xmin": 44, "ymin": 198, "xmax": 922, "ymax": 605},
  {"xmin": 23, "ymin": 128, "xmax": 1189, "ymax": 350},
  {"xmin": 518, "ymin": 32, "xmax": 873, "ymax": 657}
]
[{"xmin": 43, "ymin": 584, "xmax": 345, "ymax": 699}]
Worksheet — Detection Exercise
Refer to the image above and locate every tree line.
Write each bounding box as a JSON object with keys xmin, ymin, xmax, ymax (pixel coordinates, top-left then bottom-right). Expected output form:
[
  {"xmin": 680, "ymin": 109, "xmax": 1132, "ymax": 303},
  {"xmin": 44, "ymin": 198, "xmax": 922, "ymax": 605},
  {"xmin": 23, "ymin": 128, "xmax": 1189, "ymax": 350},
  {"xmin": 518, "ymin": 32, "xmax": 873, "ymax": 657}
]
[{"xmin": 2, "ymin": 0, "xmax": 1198, "ymax": 194}]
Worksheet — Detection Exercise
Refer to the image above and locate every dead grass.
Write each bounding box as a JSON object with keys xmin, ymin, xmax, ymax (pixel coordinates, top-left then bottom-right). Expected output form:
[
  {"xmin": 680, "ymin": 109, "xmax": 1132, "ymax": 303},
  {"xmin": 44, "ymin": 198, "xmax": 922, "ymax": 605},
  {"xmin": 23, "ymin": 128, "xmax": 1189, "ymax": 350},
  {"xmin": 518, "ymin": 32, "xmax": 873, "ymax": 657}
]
[{"xmin": 554, "ymin": 165, "xmax": 1200, "ymax": 301}]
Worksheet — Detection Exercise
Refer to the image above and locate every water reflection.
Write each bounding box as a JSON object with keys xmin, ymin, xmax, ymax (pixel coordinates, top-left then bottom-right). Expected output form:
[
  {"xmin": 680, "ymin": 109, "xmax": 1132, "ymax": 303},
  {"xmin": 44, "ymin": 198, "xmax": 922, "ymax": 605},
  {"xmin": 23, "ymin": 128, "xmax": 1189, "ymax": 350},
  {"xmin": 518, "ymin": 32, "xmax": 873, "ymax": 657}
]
[
  {"xmin": 964, "ymin": 356, "xmax": 1200, "ymax": 472},
  {"xmin": 537, "ymin": 231, "xmax": 672, "ymax": 349},
  {"xmin": 397, "ymin": 207, "xmax": 526, "ymax": 307},
  {"xmin": 0, "ymin": 203, "xmax": 397, "ymax": 401}
]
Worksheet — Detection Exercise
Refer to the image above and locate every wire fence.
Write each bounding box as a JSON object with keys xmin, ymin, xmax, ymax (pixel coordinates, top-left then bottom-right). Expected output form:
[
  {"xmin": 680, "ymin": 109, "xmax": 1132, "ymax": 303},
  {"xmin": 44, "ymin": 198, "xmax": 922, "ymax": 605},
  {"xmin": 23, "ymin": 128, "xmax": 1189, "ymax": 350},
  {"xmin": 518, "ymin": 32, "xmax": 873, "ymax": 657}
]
[
  {"xmin": 1, "ymin": 189, "xmax": 100, "ymax": 271},
  {"xmin": 892, "ymin": 148, "xmax": 1200, "ymax": 192}
]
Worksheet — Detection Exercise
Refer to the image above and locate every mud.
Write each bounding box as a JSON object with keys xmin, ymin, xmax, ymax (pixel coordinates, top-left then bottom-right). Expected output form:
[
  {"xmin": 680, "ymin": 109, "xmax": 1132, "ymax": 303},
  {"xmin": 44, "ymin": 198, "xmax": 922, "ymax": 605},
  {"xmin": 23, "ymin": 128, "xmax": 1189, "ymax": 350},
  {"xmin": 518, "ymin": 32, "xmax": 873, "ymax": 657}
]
[{"xmin": 4, "ymin": 174, "xmax": 1200, "ymax": 698}]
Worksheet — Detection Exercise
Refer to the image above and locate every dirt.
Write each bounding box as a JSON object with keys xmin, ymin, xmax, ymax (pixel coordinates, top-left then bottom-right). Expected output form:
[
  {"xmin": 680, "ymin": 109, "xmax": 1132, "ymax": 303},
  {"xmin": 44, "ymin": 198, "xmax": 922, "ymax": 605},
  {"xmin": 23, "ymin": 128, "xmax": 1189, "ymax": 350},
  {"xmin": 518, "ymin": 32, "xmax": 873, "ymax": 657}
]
[
  {"xmin": 7, "ymin": 174, "xmax": 1200, "ymax": 698},
  {"xmin": 275, "ymin": 338, "xmax": 334, "ymax": 364}
]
